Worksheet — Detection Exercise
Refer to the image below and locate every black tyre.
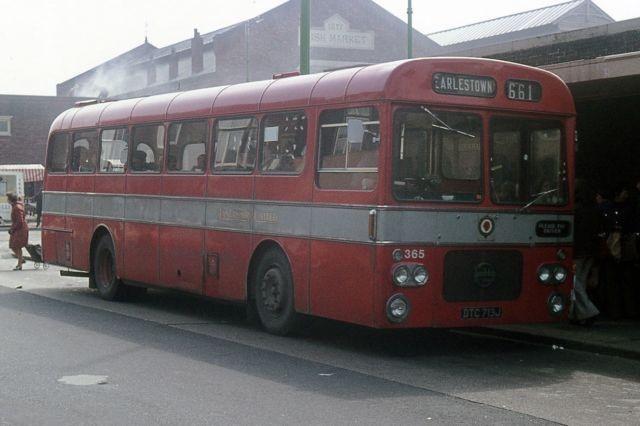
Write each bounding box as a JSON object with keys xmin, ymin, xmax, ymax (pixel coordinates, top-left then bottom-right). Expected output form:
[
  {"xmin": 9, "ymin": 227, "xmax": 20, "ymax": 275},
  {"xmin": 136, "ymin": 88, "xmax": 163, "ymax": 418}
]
[
  {"xmin": 253, "ymin": 249, "xmax": 298, "ymax": 335},
  {"xmin": 92, "ymin": 236, "xmax": 126, "ymax": 301}
]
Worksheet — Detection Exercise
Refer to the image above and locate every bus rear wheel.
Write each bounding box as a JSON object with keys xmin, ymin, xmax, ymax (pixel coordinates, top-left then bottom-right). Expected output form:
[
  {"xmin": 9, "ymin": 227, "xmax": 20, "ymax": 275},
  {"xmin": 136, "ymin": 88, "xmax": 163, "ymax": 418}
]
[
  {"xmin": 92, "ymin": 236, "xmax": 126, "ymax": 301},
  {"xmin": 253, "ymin": 249, "xmax": 298, "ymax": 335}
]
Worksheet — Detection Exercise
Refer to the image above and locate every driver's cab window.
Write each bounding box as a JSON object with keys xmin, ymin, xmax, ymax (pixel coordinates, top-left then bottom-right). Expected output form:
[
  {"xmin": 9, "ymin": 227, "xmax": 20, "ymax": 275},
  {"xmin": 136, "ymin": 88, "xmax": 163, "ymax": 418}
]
[
  {"xmin": 530, "ymin": 128, "xmax": 563, "ymax": 203},
  {"xmin": 490, "ymin": 118, "xmax": 566, "ymax": 205},
  {"xmin": 491, "ymin": 130, "xmax": 521, "ymax": 203}
]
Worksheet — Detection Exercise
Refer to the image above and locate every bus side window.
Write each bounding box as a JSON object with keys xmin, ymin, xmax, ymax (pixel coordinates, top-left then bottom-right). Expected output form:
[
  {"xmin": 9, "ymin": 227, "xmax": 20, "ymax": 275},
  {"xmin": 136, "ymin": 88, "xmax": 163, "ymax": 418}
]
[
  {"xmin": 260, "ymin": 111, "xmax": 306, "ymax": 174},
  {"xmin": 317, "ymin": 107, "xmax": 379, "ymax": 190},
  {"xmin": 71, "ymin": 130, "xmax": 99, "ymax": 173},
  {"xmin": 99, "ymin": 128, "xmax": 129, "ymax": 173},
  {"xmin": 130, "ymin": 124, "xmax": 165, "ymax": 173},
  {"xmin": 167, "ymin": 120, "xmax": 208, "ymax": 173},
  {"xmin": 212, "ymin": 117, "xmax": 257, "ymax": 173},
  {"xmin": 47, "ymin": 133, "xmax": 70, "ymax": 173}
]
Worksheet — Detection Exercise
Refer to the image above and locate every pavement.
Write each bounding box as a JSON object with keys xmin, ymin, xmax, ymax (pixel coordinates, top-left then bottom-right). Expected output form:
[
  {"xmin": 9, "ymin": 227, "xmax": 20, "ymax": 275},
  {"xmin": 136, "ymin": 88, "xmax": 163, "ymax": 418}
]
[
  {"xmin": 2, "ymin": 218, "xmax": 639, "ymax": 361},
  {"xmin": 480, "ymin": 319, "xmax": 640, "ymax": 361}
]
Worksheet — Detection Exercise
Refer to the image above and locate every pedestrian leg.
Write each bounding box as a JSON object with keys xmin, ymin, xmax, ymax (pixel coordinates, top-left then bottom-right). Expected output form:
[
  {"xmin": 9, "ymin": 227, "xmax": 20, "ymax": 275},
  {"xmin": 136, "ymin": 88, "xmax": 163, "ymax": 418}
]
[
  {"xmin": 12, "ymin": 248, "xmax": 24, "ymax": 270},
  {"xmin": 571, "ymin": 257, "xmax": 599, "ymax": 322}
]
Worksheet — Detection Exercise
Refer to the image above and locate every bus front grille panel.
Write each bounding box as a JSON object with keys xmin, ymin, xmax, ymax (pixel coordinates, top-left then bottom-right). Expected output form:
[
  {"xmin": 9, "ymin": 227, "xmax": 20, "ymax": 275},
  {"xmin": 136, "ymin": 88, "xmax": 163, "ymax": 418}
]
[{"xmin": 443, "ymin": 250, "xmax": 523, "ymax": 302}]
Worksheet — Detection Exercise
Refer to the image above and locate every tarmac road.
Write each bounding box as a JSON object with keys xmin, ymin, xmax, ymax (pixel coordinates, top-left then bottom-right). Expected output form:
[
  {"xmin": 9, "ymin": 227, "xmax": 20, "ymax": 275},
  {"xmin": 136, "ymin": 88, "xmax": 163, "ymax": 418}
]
[{"xmin": 0, "ymin": 230, "xmax": 639, "ymax": 425}]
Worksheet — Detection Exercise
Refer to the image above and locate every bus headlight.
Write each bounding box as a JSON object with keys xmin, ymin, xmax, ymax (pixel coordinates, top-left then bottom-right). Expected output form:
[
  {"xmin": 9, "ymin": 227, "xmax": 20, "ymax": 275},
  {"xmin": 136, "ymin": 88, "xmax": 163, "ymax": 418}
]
[
  {"xmin": 386, "ymin": 294, "xmax": 410, "ymax": 323},
  {"xmin": 538, "ymin": 265, "xmax": 552, "ymax": 283},
  {"xmin": 393, "ymin": 266, "xmax": 410, "ymax": 286},
  {"xmin": 538, "ymin": 264, "xmax": 567, "ymax": 285},
  {"xmin": 553, "ymin": 266, "xmax": 567, "ymax": 283},
  {"xmin": 547, "ymin": 293, "xmax": 565, "ymax": 316},
  {"xmin": 413, "ymin": 266, "xmax": 429, "ymax": 285}
]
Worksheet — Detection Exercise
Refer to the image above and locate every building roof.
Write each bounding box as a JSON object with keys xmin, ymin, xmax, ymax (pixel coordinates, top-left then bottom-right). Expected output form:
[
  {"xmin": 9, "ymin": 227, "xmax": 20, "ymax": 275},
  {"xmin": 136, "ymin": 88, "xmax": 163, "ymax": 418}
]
[{"xmin": 428, "ymin": 0, "xmax": 613, "ymax": 47}]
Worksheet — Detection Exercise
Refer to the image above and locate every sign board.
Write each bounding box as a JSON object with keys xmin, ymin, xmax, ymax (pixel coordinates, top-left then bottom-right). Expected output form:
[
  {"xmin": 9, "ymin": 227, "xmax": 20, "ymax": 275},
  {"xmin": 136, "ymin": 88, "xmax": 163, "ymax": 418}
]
[
  {"xmin": 309, "ymin": 14, "xmax": 374, "ymax": 50},
  {"xmin": 432, "ymin": 73, "xmax": 497, "ymax": 98},
  {"xmin": 536, "ymin": 221, "xmax": 571, "ymax": 238}
]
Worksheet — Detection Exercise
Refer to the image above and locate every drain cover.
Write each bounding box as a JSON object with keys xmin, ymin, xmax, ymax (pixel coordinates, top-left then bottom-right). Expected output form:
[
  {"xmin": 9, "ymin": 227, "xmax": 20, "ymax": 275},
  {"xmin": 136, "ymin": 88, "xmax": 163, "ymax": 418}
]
[{"xmin": 58, "ymin": 375, "xmax": 108, "ymax": 386}]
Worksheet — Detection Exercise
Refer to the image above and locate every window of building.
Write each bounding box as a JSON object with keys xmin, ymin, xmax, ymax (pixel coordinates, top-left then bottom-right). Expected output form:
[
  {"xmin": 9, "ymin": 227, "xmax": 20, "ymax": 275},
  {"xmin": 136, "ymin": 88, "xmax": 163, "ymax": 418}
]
[
  {"xmin": 99, "ymin": 128, "xmax": 129, "ymax": 173},
  {"xmin": 203, "ymin": 49, "xmax": 216, "ymax": 72},
  {"xmin": 167, "ymin": 120, "xmax": 208, "ymax": 173},
  {"xmin": 260, "ymin": 111, "xmax": 306, "ymax": 174},
  {"xmin": 0, "ymin": 116, "xmax": 11, "ymax": 136},
  {"xmin": 156, "ymin": 63, "xmax": 170, "ymax": 84},
  {"xmin": 131, "ymin": 124, "xmax": 165, "ymax": 173},
  {"xmin": 178, "ymin": 56, "xmax": 191, "ymax": 78},
  {"xmin": 47, "ymin": 133, "xmax": 70, "ymax": 173},
  {"xmin": 213, "ymin": 117, "xmax": 257, "ymax": 173},
  {"xmin": 317, "ymin": 107, "xmax": 380, "ymax": 190},
  {"xmin": 71, "ymin": 131, "xmax": 99, "ymax": 173}
]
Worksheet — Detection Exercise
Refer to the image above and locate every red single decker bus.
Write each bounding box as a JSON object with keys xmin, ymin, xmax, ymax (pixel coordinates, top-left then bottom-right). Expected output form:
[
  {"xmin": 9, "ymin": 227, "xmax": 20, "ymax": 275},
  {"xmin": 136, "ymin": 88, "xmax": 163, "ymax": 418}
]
[{"xmin": 43, "ymin": 58, "xmax": 575, "ymax": 334}]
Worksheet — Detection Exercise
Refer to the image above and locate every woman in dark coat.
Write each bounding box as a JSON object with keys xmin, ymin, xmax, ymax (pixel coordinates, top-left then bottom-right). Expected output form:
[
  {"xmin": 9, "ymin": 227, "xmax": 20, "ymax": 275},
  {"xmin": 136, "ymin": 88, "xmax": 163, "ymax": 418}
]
[{"xmin": 7, "ymin": 192, "xmax": 29, "ymax": 270}]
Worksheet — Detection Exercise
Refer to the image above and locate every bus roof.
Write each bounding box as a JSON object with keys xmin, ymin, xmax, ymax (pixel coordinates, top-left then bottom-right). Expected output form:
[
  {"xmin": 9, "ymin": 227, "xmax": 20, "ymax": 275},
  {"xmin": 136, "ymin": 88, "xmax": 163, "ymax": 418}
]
[{"xmin": 50, "ymin": 57, "xmax": 575, "ymax": 132}]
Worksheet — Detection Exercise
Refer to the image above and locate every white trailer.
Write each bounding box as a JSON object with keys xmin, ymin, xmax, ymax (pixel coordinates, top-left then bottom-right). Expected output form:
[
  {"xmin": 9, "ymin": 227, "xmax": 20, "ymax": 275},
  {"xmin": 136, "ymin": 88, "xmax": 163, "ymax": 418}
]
[{"xmin": 0, "ymin": 172, "xmax": 25, "ymax": 225}]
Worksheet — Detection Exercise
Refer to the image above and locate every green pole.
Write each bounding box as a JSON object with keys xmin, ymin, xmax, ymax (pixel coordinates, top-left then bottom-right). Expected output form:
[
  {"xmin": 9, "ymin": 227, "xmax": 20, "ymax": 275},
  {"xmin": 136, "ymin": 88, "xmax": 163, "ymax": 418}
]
[
  {"xmin": 300, "ymin": 0, "xmax": 310, "ymax": 74},
  {"xmin": 407, "ymin": 0, "xmax": 413, "ymax": 59}
]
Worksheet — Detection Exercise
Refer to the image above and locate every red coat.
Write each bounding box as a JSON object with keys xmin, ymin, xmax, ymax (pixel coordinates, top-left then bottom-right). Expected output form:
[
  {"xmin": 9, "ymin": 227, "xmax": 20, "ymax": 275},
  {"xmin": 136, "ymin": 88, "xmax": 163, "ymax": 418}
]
[{"xmin": 9, "ymin": 201, "xmax": 29, "ymax": 251}]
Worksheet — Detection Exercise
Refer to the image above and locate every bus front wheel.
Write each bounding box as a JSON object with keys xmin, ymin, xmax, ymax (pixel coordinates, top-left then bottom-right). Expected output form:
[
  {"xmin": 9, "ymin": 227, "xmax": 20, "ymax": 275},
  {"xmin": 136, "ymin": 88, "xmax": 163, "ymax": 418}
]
[
  {"xmin": 253, "ymin": 249, "xmax": 298, "ymax": 335},
  {"xmin": 92, "ymin": 236, "xmax": 126, "ymax": 301}
]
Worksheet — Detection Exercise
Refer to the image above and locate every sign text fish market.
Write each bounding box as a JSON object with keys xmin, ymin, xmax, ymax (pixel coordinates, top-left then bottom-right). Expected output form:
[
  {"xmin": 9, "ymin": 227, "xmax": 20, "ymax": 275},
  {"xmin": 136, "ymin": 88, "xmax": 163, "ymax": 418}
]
[{"xmin": 308, "ymin": 14, "xmax": 375, "ymax": 50}]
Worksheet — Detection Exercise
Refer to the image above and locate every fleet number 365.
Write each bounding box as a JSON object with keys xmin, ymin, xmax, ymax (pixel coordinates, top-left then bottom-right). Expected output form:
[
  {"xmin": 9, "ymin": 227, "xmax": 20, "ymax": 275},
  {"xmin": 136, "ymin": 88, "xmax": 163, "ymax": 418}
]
[{"xmin": 403, "ymin": 249, "xmax": 425, "ymax": 259}]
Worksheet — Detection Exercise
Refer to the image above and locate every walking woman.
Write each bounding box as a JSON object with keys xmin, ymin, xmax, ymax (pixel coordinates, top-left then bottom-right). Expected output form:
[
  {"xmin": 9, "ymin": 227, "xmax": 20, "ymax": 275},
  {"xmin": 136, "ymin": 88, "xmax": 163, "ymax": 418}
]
[{"xmin": 6, "ymin": 192, "xmax": 28, "ymax": 270}]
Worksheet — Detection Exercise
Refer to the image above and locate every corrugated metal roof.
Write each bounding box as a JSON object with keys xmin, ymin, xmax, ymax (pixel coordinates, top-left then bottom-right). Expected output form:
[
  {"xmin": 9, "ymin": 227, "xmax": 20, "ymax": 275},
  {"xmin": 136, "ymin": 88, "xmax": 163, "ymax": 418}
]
[{"xmin": 428, "ymin": 0, "xmax": 585, "ymax": 46}]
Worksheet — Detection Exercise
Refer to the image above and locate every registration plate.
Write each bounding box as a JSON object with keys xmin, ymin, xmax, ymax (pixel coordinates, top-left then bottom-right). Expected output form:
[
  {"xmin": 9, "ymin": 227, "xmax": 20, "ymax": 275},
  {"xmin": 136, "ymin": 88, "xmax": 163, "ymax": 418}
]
[{"xmin": 461, "ymin": 307, "xmax": 502, "ymax": 319}]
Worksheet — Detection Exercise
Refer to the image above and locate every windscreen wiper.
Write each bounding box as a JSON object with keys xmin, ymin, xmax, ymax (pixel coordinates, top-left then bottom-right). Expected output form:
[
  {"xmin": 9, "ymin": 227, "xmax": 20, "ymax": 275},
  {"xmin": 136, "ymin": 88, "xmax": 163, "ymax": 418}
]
[
  {"xmin": 421, "ymin": 106, "xmax": 476, "ymax": 139},
  {"xmin": 518, "ymin": 188, "xmax": 559, "ymax": 213}
]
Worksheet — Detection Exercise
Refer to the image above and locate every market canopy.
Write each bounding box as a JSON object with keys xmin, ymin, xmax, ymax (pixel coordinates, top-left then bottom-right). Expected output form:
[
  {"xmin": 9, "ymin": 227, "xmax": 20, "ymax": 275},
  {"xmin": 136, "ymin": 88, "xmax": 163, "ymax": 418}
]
[{"xmin": 0, "ymin": 164, "xmax": 45, "ymax": 182}]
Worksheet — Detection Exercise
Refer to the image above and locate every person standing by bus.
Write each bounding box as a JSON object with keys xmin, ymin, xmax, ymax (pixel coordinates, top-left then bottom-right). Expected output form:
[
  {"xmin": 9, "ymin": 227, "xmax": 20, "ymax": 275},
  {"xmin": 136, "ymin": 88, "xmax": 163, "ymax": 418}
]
[
  {"xmin": 570, "ymin": 181, "xmax": 599, "ymax": 325},
  {"xmin": 34, "ymin": 190, "xmax": 42, "ymax": 228},
  {"xmin": 6, "ymin": 192, "xmax": 28, "ymax": 270}
]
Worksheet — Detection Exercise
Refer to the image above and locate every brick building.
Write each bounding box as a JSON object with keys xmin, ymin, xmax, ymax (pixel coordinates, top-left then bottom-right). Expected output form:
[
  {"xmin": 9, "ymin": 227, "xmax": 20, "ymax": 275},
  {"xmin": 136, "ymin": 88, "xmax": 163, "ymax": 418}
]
[
  {"xmin": 56, "ymin": 0, "xmax": 439, "ymax": 99},
  {"xmin": 0, "ymin": 95, "xmax": 87, "ymax": 165}
]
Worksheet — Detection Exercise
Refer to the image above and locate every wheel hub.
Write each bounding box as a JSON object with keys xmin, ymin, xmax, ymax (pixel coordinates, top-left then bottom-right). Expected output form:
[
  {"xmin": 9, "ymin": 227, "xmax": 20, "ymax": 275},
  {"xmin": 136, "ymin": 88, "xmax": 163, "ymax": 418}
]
[{"xmin": 260, "ymin": 267, "xmax": 284, "ymax": 313}]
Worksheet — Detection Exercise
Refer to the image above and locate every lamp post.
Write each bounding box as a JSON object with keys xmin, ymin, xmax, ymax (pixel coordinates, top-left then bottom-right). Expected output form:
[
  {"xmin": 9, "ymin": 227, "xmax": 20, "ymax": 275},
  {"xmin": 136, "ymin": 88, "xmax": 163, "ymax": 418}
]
[{"xmin": 300, "ymin": 0, "xmax": 310, "ymax": 75}]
